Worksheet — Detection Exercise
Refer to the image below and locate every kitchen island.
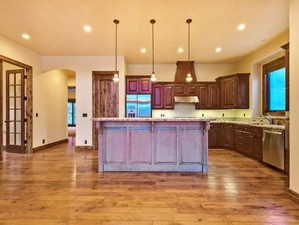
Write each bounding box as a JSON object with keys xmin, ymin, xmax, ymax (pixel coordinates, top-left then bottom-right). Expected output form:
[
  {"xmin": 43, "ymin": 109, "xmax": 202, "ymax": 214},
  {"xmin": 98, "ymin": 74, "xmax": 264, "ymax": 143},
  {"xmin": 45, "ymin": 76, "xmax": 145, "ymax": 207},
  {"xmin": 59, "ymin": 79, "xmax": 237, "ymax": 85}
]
[{"xmin": 93, "ymin": 118, "xmax": 210, "ymax": 172}]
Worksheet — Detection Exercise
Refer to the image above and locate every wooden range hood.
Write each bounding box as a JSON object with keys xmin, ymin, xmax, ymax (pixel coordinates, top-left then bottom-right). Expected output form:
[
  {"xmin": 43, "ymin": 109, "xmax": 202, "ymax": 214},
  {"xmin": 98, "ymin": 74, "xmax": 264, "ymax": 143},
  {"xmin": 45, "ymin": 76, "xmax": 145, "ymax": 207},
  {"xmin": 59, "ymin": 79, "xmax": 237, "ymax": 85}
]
[{"xmin": 174, "ymin": 61, "xmax": 197, "ymax": 82}]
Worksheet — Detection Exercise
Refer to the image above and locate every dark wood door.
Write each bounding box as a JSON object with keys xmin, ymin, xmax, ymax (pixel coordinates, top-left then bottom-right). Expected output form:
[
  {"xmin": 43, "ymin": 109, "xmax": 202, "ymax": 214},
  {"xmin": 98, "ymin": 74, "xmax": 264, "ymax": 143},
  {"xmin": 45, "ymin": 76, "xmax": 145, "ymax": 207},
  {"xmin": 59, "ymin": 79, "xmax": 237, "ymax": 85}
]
[
  {"xmin": 163, "ymin": 85, "xmax": 174, "ymax": 109},
  {"xmin": 93, "ymin": 72, "xmax": 119, "ymax": 149},
  {"xmin": 223, "ymin": 124, "xmax": 234, "ymax": 149},
  {"xmin": 208, "ymin": 124, "xmax": 217, "ymax": 148},
  {"xmin": 5, "ymin": 69, "xmax": 26, "ymax": 153},
  {"xmin": 186, "ymin": 85, "xmax": 197, "ymax": 95},
  {"xmin": 152, "ymin": 85, "xmax": 164, "ymax": 109}
]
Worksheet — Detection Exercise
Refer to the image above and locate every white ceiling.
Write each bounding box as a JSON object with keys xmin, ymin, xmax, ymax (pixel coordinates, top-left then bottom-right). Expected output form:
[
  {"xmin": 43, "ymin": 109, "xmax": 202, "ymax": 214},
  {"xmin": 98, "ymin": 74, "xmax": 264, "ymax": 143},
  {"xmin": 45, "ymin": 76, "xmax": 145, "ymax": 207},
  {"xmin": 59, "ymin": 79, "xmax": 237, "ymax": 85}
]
[{"xmin": 0, "ymin": 0, "xmax": 289, "ymax": 64}]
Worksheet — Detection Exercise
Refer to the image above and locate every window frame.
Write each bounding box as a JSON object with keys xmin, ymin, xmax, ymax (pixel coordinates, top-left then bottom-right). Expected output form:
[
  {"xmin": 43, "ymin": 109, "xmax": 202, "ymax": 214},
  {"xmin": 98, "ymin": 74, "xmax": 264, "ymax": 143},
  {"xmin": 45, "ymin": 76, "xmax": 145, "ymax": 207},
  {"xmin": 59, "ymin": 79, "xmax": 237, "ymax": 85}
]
[
  {"xmin": 68, "ymin": 99, "xmax": 76, "ymax": 127},
  {"xmin": 262, "ymin": 56, "xmax": 287, "ymax": 116}
]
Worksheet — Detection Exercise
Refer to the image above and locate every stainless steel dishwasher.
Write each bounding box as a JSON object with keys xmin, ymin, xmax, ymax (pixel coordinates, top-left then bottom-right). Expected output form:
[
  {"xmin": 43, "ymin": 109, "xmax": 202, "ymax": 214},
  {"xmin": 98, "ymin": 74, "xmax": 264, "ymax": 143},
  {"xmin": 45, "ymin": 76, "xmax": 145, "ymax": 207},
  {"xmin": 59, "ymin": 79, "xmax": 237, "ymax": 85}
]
[{"xmin": 263, "ymin": 129, "xmax": 285, "ymax": 170}]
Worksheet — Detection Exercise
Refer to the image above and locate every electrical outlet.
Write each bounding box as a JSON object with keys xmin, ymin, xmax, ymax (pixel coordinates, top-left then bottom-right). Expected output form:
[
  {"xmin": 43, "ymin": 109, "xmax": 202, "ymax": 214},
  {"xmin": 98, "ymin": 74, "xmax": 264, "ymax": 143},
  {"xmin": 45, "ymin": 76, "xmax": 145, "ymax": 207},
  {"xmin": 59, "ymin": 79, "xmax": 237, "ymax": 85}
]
[
  {"xmin": 42, "ymin": 139, "xmax": 45, "ymax": 144},
  {"xmin": 243, "ymin": 113, "xmax": 246, "ymax": 117},
  {"xmin": 202, "ymin": 114, "xmax": 205, "ymax": 117},
  {"xmin": 222, "ymin": 113, "xmax": 225, "ymax": 117},
  {"xmin": 36, "ymin": 113, "xmax": 39, "ymax": 117},
  {"xmin": 84, "ymin": 140, "xmax": 87, "ymax": 144}
]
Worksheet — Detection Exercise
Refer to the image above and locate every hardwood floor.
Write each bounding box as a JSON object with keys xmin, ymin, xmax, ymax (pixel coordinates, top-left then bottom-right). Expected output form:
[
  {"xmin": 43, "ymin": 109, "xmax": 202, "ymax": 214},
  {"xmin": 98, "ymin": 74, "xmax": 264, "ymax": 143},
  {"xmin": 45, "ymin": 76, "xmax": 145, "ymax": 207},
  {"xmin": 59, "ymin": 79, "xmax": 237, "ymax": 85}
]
[{"xmin": 0, "ymin": 139, "xmax": 299, "ymax": 225}]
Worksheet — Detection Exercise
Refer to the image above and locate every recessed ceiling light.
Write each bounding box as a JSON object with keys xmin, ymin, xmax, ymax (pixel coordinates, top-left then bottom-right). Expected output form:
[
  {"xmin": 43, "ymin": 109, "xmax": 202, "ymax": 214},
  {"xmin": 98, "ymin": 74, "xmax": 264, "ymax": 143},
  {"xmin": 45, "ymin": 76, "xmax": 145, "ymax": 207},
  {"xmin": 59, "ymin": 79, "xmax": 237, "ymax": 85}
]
[
  {"xmin": 140, "ymin": 48, "xmax": 147, "ymax": 54},
  {"xmin": 215, "ymin": 47, "xmax": 222, "ymax": 53},
  {"xmin": 237, "ymin": 23, "xmax": 247, "ymax": 31},
  {"xmin": 21, "ymin": 33, "xmax": 31, "ymax": 40},
  {"xmin": 83, "ymin": 25, "xmax": 92, "ymax": 33},
  {"xmin": 177, "ymin": 47, "xmax": 184, "ymax": 53}
]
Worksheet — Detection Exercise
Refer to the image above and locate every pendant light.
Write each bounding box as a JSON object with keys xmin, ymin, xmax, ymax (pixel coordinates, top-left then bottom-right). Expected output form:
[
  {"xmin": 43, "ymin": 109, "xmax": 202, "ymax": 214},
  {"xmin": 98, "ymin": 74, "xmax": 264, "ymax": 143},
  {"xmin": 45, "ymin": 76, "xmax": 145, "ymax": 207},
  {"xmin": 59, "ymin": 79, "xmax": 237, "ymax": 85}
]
[
  {"xmin": 113, "ymin": 19, "xmax": 120, "ymax": 82},
  {"xmin": 150, "ymin": 19, "xmax": 157, "ymax": 82},
  {"xmin": 185, "ymin": 18, "xmax": 193, "ymax": 83}
]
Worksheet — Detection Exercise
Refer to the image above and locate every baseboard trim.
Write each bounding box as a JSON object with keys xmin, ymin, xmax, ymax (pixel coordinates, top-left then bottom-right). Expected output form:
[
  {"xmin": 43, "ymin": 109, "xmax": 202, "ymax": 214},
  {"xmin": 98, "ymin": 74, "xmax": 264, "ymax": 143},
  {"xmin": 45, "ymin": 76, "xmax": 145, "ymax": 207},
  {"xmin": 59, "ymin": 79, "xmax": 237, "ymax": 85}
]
[
  {"xmin": 33, "ymin": 139, "xmax": 68, "ymax": 152},
  {"xmin": 75, "ymin": 146, "xmax": 94, "ymax": 151},
  {"xmin": 289, "ymin": 189, "xmax": 299, "ymax": 203}
]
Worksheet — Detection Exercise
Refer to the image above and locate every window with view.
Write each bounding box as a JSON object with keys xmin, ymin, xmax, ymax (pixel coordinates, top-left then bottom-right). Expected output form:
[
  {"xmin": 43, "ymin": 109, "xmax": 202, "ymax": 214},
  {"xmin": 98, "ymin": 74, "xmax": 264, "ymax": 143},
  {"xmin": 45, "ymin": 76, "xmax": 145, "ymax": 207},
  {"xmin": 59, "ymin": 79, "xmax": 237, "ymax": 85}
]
[
  {"xmin": 68, "ymin": 101, "xmax": 76, "ymax": 126},
  {"xmin": 263, "ymin": 56, "xmax": 287, "ymax": 114}
]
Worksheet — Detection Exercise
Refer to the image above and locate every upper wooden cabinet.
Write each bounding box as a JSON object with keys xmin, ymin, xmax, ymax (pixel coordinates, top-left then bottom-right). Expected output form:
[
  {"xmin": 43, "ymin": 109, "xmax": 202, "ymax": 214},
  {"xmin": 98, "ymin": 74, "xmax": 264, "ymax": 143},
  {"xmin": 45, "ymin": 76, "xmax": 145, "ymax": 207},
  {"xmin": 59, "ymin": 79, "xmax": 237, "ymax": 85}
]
[
  {"xmin": 126, "ymin": 76, "xmax": 152, "ymax": 94},
  {"xmin": 217, "ymin": 73, "xmax": 250, "ymax": 109},
  {"xmin": 152, "ymin": 83, "xmax": 174, "ymax": 109},
  {"xmin": 196, "ymin": 83, "xmax": 219, "ymax": 109}
]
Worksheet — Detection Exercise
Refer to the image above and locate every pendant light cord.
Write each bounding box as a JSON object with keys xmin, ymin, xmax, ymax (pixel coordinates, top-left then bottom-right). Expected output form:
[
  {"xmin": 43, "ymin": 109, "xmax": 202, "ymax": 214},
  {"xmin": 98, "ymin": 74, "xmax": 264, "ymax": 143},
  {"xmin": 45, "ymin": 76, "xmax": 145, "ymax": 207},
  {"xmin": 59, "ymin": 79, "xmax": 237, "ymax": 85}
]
[
  {"xmin": 113, "ymin": 19, "xmax": 119, "ymax": 73},
  {"xmin": 150, "ymin": 19, "xmax": 156, "ymax": 74},
  {"xmin": 186, "ymin": 19, "xmax": 192, "ymax": 61}
]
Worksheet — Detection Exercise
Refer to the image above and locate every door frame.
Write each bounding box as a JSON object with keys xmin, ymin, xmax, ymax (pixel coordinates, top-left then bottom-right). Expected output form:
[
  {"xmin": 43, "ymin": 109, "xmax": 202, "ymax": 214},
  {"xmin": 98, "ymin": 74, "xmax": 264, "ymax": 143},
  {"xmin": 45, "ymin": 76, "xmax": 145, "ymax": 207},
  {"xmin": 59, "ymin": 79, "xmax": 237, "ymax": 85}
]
[
  {"xmin": 0, "ymin": 55, "xmax": 33, "ymax": 156},
  {"xmin": 92, "ymin": 71, "xmax": 118, "ymax": 151}
]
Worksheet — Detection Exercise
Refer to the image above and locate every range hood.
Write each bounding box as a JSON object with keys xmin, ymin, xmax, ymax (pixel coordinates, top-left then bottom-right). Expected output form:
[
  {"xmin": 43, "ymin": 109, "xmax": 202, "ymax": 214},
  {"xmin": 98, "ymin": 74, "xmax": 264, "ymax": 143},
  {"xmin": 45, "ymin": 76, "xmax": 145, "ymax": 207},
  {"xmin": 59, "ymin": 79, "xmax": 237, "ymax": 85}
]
[
  {"xmin": 174, "ymin": 96, "xmax": 199, "ymax": 104},
  {"xmin": 175, "ymin": 61, "xmax": 197, "ymax": 82}
]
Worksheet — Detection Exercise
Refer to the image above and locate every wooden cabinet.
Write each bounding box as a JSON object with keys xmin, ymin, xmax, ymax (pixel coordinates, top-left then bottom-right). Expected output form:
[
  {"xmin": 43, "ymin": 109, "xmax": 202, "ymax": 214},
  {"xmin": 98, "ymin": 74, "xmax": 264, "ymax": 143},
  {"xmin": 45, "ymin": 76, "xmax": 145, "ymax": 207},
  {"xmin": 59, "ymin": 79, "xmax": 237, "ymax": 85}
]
[
  {"xmin": 163, "ymin": 85, "xmax": 174, "ymax": 109},
  {"xmin": 234, "ymin": 125, "xmax": 263, "ymax": 161},
  {"xmin": 196, "ymin": 83, "xmax": 219, "ymax": 109},
  {"xmin": 126, "ymin": 76, "xmax": 151, "ymax": 94},
  {"xmin": 174, "ymin": 84, "xmax": 185, "ymax": 96},
  {"xmin": 152, "ymin": 83, "xmax": 174, "ymax": 109},
  {"xmin": 217, "ymin": 74, "xmax": 249, "ymax": 109},
  {"xmin": 209, "ymin": 122, "xmax": 263, "ymax": 162},
  {"xmin": 173, "ymin": 84, "xmax": 198, "ymax": 96},
  {"xmin": 223, "ymin": 124, "xmax": 234, "ymax": 149},
  {"xmin": 152, "ymin": 84, "xmax": 164, "ymax": 109}
]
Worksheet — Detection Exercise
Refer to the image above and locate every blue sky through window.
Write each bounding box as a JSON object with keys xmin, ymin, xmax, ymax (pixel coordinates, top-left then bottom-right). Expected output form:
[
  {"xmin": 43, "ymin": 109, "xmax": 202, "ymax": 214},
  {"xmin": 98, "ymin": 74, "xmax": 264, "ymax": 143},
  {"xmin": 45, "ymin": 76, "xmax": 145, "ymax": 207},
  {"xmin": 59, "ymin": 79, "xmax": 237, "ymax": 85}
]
[{"xmin": 268, "ymin": 67, "xmax": 286, "ymax": 111}]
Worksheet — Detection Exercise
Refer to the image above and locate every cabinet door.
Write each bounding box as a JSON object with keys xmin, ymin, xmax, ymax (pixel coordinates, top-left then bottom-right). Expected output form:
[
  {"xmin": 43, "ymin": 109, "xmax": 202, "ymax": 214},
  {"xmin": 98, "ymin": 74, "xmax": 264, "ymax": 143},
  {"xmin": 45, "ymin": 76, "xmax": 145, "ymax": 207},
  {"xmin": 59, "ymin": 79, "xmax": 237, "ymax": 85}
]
[
  {"xmin": 152, "ymin": 85, "xmax": 164, "ymax": 109},
  {"xmin": 174, "ymin": 84, "xmax": 186, "ymax": 96},
  {"xmin": 127, "ymin": 79, "xmax": 139, "ymax": 94},
  {"xmin": 208, "ymin": 124, "xmax": 217, "ymax": 148},
  {"xmin": 223, "ymin": 124, "xmax": 234, "ymax": 149},
  {"xmin": 221, "ymin": 77, "xmax": 237, "ymax": 108},
  {"xmin": 186, "ymin": 85, "xmax": 197, "ymax": 95},
  {"xmin": 198, "ymin": 85, "xmax": 208, "ymax": 109},
  {"xmin": 208, "ymin": 83, "xmax": 219, "ymax": 108},
  {"xmin": 163, "ymin": 86, "xmax": 174, "ymax": 109},
  {"xmin": 139, "ymin": 79, "xmax": 152, "ymax": 94}
]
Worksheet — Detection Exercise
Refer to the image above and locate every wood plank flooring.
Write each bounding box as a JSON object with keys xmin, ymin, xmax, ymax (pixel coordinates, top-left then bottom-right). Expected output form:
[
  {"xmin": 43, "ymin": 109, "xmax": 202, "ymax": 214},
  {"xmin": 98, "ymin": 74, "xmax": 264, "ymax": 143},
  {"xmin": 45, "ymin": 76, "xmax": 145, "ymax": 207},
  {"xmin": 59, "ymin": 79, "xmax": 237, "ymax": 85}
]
[{"xmin": 0, "ymin": 139, "xmax": 299, "ymax": 225}]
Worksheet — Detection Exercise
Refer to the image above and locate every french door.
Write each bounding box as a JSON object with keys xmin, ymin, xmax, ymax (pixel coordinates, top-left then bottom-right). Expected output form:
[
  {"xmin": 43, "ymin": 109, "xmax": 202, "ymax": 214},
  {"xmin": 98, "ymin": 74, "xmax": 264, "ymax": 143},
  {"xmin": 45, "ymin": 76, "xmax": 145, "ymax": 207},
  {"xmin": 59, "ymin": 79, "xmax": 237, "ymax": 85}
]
[{"xmin": 5, "ymin": 69, "xmax": 26, "ymax": 153}]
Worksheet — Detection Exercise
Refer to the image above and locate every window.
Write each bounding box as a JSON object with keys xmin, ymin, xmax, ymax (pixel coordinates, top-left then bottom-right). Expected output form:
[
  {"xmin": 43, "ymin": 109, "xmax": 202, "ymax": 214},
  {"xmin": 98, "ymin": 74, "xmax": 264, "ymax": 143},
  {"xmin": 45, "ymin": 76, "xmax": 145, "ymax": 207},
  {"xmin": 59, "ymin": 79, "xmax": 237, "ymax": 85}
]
[
  {"xmin": 68, "ymin": 100, "xmax": 76, "ymax": 126},
  {"xmin": 263, "ymin": 57, "xmax": 287, "ymax": 114}
]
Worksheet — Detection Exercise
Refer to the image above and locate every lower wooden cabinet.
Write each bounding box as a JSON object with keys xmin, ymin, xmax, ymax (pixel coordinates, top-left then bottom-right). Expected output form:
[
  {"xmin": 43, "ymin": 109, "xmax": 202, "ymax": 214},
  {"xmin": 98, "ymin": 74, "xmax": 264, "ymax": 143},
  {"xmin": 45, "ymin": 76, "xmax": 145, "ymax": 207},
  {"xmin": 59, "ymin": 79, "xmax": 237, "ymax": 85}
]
[{"xmin": 209, "ymin": 123, "xmax": 263, "ymax": 161}]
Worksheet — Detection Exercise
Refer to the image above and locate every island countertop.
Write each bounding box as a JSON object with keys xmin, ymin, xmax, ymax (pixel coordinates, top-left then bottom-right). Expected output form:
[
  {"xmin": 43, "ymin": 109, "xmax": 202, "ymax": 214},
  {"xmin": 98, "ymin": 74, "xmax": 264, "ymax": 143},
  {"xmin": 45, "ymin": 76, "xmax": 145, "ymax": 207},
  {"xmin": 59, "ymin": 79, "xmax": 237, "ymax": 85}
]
[{"xmin": 92, "ymin": 117, "xmax": 213, "ymax": 122}]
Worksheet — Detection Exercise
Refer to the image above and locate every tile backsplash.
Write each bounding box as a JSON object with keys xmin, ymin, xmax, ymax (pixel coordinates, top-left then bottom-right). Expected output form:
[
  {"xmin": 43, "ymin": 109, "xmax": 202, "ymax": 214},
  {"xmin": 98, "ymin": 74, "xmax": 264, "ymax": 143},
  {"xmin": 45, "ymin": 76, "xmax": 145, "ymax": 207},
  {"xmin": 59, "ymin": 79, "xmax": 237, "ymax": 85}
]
[{"xmin": 152, "ymin": 104, "xmax": 253, "ymax": 119}]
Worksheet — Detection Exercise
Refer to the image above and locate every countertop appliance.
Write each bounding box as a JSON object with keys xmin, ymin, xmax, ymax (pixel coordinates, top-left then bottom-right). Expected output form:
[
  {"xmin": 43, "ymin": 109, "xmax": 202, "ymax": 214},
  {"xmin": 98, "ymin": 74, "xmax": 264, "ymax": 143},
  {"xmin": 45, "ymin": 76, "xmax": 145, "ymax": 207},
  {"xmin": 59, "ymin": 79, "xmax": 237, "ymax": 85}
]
[{"xmin": 263, "ymin": 128, "xmax": 285, "ymax": 170}]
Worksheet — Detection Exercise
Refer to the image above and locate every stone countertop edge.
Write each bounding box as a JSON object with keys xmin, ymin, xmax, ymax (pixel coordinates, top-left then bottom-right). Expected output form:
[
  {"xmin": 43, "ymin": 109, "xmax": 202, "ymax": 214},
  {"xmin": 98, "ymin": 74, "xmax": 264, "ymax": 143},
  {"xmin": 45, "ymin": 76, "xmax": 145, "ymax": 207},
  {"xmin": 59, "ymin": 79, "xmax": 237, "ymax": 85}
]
[
  {"xmin": 210, "ymin": 120, "xmax": 285, "ymax": 130},
  {"xmin": 92, "ymin": 118, "xmax": 213, "ymax": 122}
]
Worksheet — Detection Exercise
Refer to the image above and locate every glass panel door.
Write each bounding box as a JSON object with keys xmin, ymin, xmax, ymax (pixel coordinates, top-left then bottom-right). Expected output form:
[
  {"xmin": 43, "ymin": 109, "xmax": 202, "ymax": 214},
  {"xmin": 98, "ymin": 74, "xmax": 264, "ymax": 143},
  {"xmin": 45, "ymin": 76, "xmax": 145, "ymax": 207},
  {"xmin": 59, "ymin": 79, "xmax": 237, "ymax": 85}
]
[{"xmin": 6, "ymin": 69, "xmax": 25, "ymax": 153}]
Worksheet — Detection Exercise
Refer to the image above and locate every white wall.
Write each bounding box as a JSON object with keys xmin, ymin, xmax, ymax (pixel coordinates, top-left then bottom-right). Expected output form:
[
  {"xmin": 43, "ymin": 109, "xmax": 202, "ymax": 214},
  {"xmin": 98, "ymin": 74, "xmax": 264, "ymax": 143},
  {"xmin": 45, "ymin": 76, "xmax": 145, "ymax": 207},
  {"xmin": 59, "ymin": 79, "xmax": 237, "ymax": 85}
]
[
  {"xmin": 289, "ymin": 0, "xmax": 299, "ymax": 194},
  {"xmin": 37, "ymin": 69, "xmax": 68, "ymax": 145},
  {"xmin": 41, "ymin": 56, "xmax": 126, "ymax": 147}
]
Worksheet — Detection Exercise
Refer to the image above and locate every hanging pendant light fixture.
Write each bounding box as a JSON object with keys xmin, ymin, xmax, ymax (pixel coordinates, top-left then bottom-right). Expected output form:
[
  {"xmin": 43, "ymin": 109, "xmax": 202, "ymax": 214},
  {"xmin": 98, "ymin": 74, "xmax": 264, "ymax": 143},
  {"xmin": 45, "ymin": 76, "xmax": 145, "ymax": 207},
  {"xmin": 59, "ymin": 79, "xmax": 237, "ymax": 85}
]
[
  {"xmin": 150, "ymin": 19, "xmax": 157, "ymax": 82},
  {"xmin": 113, "ymin": 19, "xmax": 120, "ymax": 82},
  {"xmin": 185, "ymin": 18, "xmax": 193, "ymax": 83}
]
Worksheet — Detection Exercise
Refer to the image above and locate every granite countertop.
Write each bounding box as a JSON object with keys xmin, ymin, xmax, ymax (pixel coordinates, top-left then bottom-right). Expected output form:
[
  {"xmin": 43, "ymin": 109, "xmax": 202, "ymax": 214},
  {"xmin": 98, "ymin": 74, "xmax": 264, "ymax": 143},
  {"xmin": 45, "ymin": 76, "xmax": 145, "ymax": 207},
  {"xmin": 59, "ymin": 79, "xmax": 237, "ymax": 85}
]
[
  {"xmin": 211, "ymin": 120, "xmax": 286, "ymax": 130},
  {"xmin": 92, "ymin": 117, "xmax": 212, "ymax": 122}
]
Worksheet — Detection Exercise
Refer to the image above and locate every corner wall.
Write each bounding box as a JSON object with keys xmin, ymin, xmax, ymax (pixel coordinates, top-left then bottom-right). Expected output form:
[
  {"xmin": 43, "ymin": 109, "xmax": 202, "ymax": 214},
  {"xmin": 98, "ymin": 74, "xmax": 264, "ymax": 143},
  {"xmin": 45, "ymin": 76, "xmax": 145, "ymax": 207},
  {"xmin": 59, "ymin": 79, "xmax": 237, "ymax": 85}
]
[
  {"xmin": 40, "ymin": 56, "xmax": 126, "ymax": 147},
  {"xmin": 289, "ymin": 0, "xmax": 299, "ymax": 194}
]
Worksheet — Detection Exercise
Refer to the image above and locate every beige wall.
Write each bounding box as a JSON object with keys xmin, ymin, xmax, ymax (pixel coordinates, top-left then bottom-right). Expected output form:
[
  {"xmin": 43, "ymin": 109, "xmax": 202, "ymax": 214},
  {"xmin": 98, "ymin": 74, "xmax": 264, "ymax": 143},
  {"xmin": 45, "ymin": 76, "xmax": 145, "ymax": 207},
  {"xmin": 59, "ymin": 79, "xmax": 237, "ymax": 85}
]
[
  {"xmin": 289, "ymin": 0, "xmax": 299, "ymax": 194},
  {"xmin": 40, "ymin": 56, "xmax": 126, "ymax": 147},
  {"xmin": 38, "ymin": 69, "xmax": 68, "ymax": 145},
  {"xmin": 234, "ymin": 31, "xmax": 289, "ymax": 116}
]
